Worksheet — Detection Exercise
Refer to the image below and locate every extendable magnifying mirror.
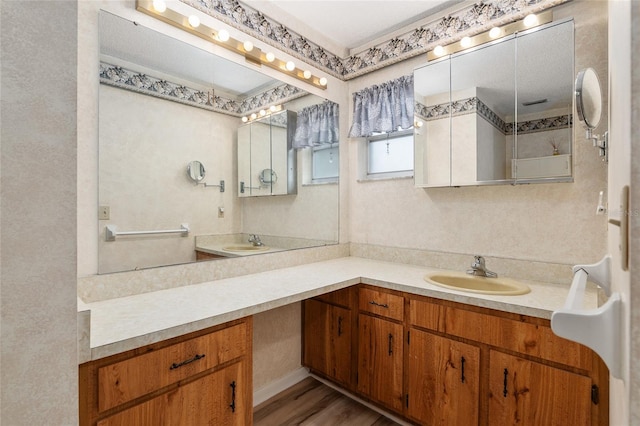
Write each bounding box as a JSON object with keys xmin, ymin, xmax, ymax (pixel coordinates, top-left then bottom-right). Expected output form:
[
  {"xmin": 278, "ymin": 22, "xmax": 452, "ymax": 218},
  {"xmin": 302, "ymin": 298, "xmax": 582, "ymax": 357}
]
[
  {"xmin": 575, "ymin": 68, "xmax": 608, "ymax": 161},
  {"xmin": 187, "ymin": 160, "xmax": 206, "ymax": 183}
]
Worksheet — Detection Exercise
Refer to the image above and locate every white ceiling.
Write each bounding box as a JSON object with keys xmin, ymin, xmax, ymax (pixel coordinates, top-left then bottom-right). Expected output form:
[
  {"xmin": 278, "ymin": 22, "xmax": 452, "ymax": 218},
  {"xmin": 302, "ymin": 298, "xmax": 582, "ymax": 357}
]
[{"xmin": 244, "ymin": 0, "xmax": 464, "ymax": 51}]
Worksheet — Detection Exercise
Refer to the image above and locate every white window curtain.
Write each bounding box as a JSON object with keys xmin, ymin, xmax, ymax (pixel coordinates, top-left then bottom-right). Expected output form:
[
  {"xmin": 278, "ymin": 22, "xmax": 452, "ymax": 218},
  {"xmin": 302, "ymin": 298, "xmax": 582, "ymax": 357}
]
[
  {"xmin": 293, "ymin": 101, "xmax": 340, "ymax": 149},
  {"xmin": 348, "ymin": 75, "xmax": 414, "ymax": 138}
]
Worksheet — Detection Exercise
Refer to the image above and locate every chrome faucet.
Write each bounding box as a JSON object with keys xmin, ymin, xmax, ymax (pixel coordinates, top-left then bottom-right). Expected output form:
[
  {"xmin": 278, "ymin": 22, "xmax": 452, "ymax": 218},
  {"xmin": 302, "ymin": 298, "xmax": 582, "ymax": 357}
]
[
  {"xmin": 467, "ymin": 256, "xmax": 497, "ymax": 278},
  {"xmin": 248, "ymin": 234, "xmax": 263, "ymax": 247}
]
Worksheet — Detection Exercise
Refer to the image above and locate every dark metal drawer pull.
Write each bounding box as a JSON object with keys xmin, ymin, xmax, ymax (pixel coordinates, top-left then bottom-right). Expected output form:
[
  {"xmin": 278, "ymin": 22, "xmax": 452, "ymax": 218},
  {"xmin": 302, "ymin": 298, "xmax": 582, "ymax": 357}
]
[
  {"xmin": 169, "ymin": 353, "xmax": 205, "ymax": 370},
  {"xmin": 461, "ymin": 356, "xmax": 466, "ymax": 383},
  {"xmin": 338, "ymin": 316, "xmax": 343, "ymax": 336},
  {"xmin": 503, "ymin": 368, "xmax": 508, "ymax": 397},
  {"xmin": 369, "ymin": 300, "xmax": 389, "ymax": 309},
  {"xmin": 388, "ymin": 333, "xmax": 393, "ymax": 356},
  {"xmin": 229, "ymin": 381, "xmax": 237, "ymax": 413}
]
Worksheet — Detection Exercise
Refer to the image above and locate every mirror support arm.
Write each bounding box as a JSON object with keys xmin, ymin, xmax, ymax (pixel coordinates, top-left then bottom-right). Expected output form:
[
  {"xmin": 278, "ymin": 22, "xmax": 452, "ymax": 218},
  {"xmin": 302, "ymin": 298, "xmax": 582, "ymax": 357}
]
[
  {"xmin": 586, "ymin": 129, "xmax": 609, "ymax": 162},
  {"xmin": 203, "ymin": 180, "xmax": 225, "ymax": 192}
]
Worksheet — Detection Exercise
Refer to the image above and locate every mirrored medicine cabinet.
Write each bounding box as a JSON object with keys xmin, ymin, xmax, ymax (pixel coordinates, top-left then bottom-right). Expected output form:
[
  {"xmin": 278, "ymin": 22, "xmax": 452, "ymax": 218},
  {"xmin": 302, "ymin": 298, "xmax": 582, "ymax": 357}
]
[
  {"xmin": 414, "ymin": 19, "xmax": 575, "ymax": 188},
  {"xmin": 237, "ymin": 110, "xmax": 297, "ymax": 197}
]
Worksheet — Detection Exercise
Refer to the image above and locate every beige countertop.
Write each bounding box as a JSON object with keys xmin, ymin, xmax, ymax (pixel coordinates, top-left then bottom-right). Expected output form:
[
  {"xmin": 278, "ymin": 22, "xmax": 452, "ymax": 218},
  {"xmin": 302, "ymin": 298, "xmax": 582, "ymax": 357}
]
[{"xmin": 78, "ymin": 256, "xmax": 595, "ymax": 363}]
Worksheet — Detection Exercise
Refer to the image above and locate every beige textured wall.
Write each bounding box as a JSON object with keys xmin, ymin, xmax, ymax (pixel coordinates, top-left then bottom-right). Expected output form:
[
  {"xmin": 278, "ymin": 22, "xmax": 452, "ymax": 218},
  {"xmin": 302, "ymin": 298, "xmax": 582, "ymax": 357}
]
[
  {"xmin": 348, "ymin": 0, "xmax": 608, "ymax": 269},
  {"xmin": 0, "ymin": 1, "xmax": 78, "ymax": 424},
  {"xmin": 253, "ymin": 303, "xmax": 302, "ymax": 390}
]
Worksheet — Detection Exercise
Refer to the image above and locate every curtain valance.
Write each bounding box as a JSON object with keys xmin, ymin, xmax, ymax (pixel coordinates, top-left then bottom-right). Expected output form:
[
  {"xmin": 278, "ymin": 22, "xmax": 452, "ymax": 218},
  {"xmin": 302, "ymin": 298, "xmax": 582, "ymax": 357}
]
[{"xmin": 348, "ymin": 75, "xmax": 414, "ymax": 138}]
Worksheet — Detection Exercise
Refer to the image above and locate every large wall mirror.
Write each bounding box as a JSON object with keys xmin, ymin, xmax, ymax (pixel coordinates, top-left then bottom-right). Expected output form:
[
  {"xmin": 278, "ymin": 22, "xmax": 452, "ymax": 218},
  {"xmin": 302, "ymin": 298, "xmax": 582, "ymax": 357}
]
[
  {"xmin": 98, "ymin": 11, "xmax": 339, "ymax": 274},
  {"xmin": 414, "ymin": 19, "xmax": 574, "ymax": 187}
]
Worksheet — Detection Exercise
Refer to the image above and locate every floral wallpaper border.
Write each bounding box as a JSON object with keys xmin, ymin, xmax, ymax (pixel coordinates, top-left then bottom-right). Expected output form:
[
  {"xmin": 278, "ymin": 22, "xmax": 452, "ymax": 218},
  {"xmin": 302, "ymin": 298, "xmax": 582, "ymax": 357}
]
[
  {"xmin": 100, "ymin": 62, "xmax": 307, "ymax": 116},
  {"xmin": 180, "ymin": 0, "xmax": 568, "ymax": 80},
  {"xmin": 415, "ymin": 97, "xmax": 571, "ymax": 135}
]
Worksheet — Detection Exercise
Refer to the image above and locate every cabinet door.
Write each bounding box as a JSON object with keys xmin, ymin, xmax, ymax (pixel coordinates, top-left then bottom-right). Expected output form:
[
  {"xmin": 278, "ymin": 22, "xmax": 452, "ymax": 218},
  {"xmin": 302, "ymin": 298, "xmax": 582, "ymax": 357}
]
[
  {"xmin": 407, "ymin": 329, "xmax": 480, "ymax": 425},
  {"xmin": 489, "ymin": 350, "xmax": 592, "ymax": 426},
  {"xmin": 303, "ymin": 299, "xmax": 352, "ymax": 386},
  {"xmin": 357, "ymin": 314, "xmax": 403, "ymax": 412},
  {"xmin": 97, "ymin": 360, "xmax": 248, "ymax": 426}
]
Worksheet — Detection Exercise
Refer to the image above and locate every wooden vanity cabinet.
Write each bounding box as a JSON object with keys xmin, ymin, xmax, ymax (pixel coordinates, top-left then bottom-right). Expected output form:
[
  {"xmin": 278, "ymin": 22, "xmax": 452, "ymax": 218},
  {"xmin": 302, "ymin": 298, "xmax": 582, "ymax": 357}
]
[
  {"xmin": 301, "ymin": 285, "xmax": 607, "ymax": 425},
  {"xmin": 357, "ymin": 286, "xmax": 405, "ymax": 413},
  {"xmin": 488, "ymin": 350, "xmax": 593, "ymax": 426},
  {"xmin": 79, "ymin": 317, "xmax": 253, "ymax": 426},
  {"xmin": 408, "ymin": 296, "xmax": 607, "ymax": 426},
  {"xmin": 406, "ymin": 329, "xmax": 480, "ymax": 425},
  {"xmin": 303, "ymin": 298, "xmax": 353, "ymax": 387}
]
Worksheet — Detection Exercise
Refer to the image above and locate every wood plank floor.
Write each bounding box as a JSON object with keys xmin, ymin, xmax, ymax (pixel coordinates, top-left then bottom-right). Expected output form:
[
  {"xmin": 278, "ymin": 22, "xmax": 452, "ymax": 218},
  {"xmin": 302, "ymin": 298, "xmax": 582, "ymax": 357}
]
[{"xmin": 254, "ymin": 377, "xmax": 401, "ymax": 426}]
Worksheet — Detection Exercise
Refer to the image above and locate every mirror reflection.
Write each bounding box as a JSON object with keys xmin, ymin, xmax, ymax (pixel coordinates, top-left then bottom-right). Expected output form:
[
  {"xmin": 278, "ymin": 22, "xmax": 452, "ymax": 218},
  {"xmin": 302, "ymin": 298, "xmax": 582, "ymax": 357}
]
[
  {"xmin": 414, "ymin": 20, "xmax": 574, "ymax": 187},
  {"xmin": 98, "ymin": 11, "xmax": 339, "ymax": 274}
]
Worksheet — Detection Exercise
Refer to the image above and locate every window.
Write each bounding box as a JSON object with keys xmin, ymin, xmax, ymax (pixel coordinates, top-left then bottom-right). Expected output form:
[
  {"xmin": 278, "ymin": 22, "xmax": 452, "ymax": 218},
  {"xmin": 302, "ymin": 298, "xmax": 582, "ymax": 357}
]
[
  {"xmin": 312, "ymin": 145, "xmax": 339, "ymax": 182},
  {"xmin": 367, "ymin": 130, "xmax": 414, "ymax": 177}
]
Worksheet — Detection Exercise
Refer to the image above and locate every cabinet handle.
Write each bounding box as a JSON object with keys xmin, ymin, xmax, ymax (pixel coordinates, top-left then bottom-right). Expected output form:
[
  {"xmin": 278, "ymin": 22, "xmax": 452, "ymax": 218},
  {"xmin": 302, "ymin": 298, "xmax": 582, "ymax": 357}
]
[
  {"xmin": 461, "ymin": 356, "xmax": 466, "ymax": 383},
  {"xmin": 503, "ymin": 368, "xmax": 508, "ymax": 397},
  {"xmin": 388, "ymin": 333, "xmax": 393, "ymax": 356},
  {"xmin": 369, "ymin": 300, "xmax": 389, "ymax": 308},
  {"xmin": 337, "ymin": 316, "xmax": 343, "ymax": 336},
  {"xmin": 229, "ymin": 381, "xmax": 236, "ymax": 413},
  {"xmin": 169, "ymin": 353, "xmax": 205, "ymax": 370}
]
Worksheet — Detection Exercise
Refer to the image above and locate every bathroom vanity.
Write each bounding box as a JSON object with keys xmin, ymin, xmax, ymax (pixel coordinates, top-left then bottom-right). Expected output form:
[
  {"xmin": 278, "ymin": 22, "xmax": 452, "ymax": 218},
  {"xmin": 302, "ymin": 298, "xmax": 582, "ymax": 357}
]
[
  {"xmin": 303, "ymin": 284, "xmax": 607, "ymax": 425},
  {"xmin": 78, "ymin": 257, "xmax": 608, "ymax": 426}
]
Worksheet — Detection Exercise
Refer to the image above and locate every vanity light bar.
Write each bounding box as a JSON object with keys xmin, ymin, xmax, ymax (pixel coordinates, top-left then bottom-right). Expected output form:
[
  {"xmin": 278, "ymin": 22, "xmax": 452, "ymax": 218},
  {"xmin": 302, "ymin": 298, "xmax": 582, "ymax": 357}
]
[
  {"xmin": 136, "ymin": 0, "xmax": 328, "ymax": 90},
  {"xmin": 242, "ymin": 104, "xmax": 283, "ymax": 123},
  {"xmin": 427, "ymin": 10, "xmax": 552, "ymax": 61}
]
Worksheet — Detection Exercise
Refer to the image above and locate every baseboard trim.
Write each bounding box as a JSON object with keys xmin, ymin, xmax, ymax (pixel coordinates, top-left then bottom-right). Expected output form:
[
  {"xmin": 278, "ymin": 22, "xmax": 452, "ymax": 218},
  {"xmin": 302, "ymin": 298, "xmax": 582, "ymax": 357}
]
[
  {"xmin": 253, "ymin": 367, "xmax": 310, "ymax": 407},
  {"xmin": 310, "ymin": 373, "xmax": 413, "ymax": 426}
]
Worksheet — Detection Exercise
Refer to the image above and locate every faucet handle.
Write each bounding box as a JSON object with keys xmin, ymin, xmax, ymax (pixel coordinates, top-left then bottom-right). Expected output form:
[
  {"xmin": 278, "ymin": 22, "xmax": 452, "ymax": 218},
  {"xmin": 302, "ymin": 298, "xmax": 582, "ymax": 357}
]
[{"xmin": 473, "ymin": 255, "xmax": 485, "ymax": 267}]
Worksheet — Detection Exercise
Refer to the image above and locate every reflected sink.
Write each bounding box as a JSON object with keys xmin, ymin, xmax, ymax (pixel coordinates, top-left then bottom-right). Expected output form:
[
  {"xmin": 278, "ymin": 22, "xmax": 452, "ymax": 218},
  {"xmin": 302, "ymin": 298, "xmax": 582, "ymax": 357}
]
[
  {"xmin": 222, "ymin": 244, "xmax": 270, "ymax": 252},
  {"xmin": 424, "ymin": 272, "xmax": 530, "ymax": 295}
]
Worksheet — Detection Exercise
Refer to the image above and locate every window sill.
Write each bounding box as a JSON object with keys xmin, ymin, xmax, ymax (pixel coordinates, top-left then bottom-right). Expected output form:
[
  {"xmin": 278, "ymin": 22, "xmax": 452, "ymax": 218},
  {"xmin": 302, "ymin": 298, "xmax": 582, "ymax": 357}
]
[{"xmin": 357, "ymin": 174, "xmax": 414, "ymax": 183}]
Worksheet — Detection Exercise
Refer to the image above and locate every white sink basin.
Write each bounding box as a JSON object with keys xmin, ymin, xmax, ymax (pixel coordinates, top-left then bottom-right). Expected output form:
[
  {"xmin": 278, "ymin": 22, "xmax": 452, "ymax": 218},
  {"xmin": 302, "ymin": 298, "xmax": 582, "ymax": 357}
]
[
  {"xmin": 424, "ymin": 272, "xmax": 530, "ymax": 295},
  {"xmin": 221, "ymin": 244, "xmax": 270, "ymax": 252}
]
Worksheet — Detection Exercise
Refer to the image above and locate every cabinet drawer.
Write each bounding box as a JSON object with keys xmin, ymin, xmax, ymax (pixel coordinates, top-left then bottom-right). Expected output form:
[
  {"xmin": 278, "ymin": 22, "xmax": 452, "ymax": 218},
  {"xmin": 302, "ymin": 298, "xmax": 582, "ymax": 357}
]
[
  {"xmin": 314, "ymin": 287, "xmax": 353, "ymax": 308},
  {"xmin": 442, "ymin": 307, "xmax": 592, "ymax": 370},
  {"xmin": 359, "ymin": 287, "xmax": 404, "ymax": 321},
  {"xmin": 409, "ymin": 298, "xmax": 443, "ymax": 331},
  {"xmin": 98, "ymin": 322, "xmax": 247, "ymax": 412}
]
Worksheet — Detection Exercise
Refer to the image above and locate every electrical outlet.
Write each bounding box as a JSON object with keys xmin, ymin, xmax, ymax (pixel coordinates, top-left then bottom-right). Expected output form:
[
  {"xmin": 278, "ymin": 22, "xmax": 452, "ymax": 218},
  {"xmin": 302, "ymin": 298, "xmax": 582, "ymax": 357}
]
[
  {"xmin": 99, "ymin": 205, "xmax": 110, "ymax": 220},
  {"xmin": 218, "ymin": 207, "xmax": 225, "ymax": 218}
]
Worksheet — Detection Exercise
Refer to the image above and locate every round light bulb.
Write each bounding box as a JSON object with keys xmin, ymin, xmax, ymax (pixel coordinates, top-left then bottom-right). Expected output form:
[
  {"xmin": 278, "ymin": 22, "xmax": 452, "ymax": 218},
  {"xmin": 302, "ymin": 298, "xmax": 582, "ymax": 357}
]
[
  {"xmin": 188, "ymin": 15, "xmax": 200, "ymax": 28},
  {"xmin": 243, "ymin": 41, "xmax": 254, "ymax": 52},
  {"xmin": 433, "ymin": 45, "xmax": 445, "ymax": 56},
  {"xmin": 250, "ymin": 113, "xmax": 257, "ymax": 120},
  {"xmin": 265, "ymin": 52, "xmax": 276, "ymax": 62},
  {"xmin": 217, "ymin": 29, "xmax": 230, "ymax": 42},
  {"xmin": 489, "ymin": 27, "xmax": 502, "ymax": 39},
  {"xmin": 285, "ymin": 61, "xmax": 296, "ymax": 71},
  {"xmin": 460, "ymin": 36, "xmax": 472, "ymax": 48},
  {"xmin": 152, "ymin": 0, "xmax": 166, "ymax": 12},
  {"xmin": 523, "ymin": 14, "xmax": 538, "ymax": 27},
  {"xmin": 241, "ymin": 116, "xmax": 248, "ymax": 123},
  {"xmin": 259, "ymin": 109, "xmax": 266, "ymax": 116},
  {"xmin": 269, "ymin": 105, "xmax": 277, "ymax": 112},
  {"xmin": 303, "ymin": 70, "xmax": 312, "ymax": 79},
  {"xmin": 319, "ymin": 77, "xmax": 328, "ymax": 86}
]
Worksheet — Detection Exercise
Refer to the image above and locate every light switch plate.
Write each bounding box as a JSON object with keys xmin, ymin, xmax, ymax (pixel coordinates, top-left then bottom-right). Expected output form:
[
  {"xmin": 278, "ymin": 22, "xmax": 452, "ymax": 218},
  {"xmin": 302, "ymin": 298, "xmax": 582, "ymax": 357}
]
[{"xmin": 99, "ymin": 205, "xmax": 110, "ymax": 220}]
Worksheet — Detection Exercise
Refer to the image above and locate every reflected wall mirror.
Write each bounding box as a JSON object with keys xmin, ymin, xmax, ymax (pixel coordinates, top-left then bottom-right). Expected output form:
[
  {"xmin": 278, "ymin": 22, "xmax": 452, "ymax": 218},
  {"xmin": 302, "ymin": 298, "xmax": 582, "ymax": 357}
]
[
  {"xmin": 98, "ymin": 11, "xmax": 339, "ymax": 274},
  {"xmin": 414, "ymin": 19, "xmax": 575, "ymax": 187}
]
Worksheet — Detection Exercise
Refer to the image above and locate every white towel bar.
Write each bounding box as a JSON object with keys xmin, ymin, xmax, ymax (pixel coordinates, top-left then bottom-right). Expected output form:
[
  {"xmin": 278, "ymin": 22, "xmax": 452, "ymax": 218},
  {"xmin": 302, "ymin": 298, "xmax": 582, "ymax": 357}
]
[
  {"xmin": 551, "ymin": 255, "xmax": 622, "ymax": 378},
  {"xmin": 105, "ymin": 224, "xmax": 190, "ymax": 242}
]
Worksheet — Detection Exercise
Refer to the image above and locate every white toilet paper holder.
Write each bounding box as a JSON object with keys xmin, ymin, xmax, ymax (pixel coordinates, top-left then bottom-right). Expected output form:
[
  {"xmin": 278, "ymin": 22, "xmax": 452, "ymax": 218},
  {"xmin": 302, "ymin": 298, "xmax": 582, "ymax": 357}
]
[{"xmin": 551, "ymin": 255, "xmax": 622, "ymax": 378}]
